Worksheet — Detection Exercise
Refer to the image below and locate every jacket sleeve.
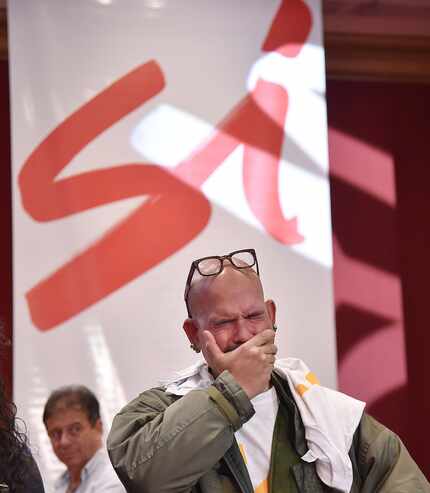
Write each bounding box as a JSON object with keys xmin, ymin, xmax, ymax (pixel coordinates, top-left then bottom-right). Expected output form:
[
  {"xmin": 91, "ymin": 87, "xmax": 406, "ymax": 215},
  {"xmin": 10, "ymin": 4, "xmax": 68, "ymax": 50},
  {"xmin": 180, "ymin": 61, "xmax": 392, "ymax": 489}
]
[
  {"xmin": 358, "ymin": 414, "xmax": 430, "ymax": 492},
  {"xmin": 107, "ymin": 371, "xmax": 254, "ymax": 493}
]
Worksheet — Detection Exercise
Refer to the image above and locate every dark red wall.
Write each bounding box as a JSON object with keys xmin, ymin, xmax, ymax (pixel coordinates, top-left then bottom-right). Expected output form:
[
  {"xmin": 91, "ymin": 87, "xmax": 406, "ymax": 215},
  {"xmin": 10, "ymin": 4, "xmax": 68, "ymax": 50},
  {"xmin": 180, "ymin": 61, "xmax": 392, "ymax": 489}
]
[{"xmin": 328, "ymin": 80, "xmax": 430, "ymax": 476}]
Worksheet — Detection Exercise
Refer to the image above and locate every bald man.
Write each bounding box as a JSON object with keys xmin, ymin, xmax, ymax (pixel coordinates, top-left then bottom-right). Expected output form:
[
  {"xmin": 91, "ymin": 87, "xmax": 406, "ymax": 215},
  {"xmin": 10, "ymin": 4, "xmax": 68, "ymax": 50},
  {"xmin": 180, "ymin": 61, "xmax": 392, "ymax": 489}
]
[{"xmin": 108, "ymin": 249, "xmax": 429, "ymax": 493}]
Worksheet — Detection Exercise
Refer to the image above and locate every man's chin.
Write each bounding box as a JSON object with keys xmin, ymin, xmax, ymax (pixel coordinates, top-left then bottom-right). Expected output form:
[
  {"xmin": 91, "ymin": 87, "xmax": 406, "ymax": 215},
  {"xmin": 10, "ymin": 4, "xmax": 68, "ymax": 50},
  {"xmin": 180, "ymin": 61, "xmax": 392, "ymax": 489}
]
[{"xmin": 59, "ymin": 454, "xmax": 81, "ymax": 468}]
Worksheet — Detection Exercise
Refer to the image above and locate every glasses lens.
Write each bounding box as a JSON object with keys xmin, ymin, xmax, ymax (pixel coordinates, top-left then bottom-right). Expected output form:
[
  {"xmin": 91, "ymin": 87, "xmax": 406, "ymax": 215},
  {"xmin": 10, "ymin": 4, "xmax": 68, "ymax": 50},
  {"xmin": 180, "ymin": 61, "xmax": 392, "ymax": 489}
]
[
  {"xmin": 231, "ymin": 250, "xmax": 255, "ymax": 269},
  {"xmin": 198, "ymin": 257, "xmax": 222, "ymax": 276}
]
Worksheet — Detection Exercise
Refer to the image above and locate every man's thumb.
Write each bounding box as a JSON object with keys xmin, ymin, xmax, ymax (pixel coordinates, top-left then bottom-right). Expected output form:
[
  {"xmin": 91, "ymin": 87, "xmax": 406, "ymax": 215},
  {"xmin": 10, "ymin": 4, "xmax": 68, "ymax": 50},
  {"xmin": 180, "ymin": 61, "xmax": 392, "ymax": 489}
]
[{"xmin": 202, "ymin": 331, "xmax": 222, "ymax": 359}]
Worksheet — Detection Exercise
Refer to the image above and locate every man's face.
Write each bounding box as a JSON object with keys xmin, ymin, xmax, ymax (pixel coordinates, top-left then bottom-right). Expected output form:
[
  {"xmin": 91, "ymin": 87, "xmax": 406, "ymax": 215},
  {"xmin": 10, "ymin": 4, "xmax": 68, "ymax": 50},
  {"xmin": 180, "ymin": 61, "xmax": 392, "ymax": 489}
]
[
  {"xmin": 184, "ymin": 266, "xmax": 275, "ymax": 354},
  {"xmin": 46, "ymin": 406, "xmax": 102, "ymax": 472}
]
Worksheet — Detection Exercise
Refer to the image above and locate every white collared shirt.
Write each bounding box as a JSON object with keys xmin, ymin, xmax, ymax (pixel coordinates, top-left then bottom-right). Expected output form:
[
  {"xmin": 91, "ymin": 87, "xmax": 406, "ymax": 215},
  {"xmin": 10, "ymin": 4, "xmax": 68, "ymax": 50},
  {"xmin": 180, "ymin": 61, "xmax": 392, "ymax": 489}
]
[{"xmin": 54, "ymin": 448, "xmax": 125, "ymax": 493}]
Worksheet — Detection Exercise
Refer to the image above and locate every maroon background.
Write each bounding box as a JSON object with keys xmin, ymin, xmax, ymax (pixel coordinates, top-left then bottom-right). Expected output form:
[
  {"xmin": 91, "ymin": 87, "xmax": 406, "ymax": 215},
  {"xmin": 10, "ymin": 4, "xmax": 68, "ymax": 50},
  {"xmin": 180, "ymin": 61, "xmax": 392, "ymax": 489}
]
[
  {"xmin": 0, "ymin": 59, "xmax": 429, "ymax": 476},
  {"xmin": 328, "ymin": 80, "xmax": 430, "ymax": 477}
]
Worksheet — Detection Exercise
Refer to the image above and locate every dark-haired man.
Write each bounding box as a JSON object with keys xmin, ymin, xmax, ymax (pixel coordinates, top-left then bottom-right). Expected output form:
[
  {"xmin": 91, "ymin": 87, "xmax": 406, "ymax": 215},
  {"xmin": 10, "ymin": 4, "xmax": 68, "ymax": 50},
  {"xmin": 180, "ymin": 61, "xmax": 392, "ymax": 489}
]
[
  {"xmin": 43, "ymin": 385, "xmax": 125, "ymax": 493},
  {"xmin": 108, "ymin": 249, "xmax": 429, "ymax": 492}
]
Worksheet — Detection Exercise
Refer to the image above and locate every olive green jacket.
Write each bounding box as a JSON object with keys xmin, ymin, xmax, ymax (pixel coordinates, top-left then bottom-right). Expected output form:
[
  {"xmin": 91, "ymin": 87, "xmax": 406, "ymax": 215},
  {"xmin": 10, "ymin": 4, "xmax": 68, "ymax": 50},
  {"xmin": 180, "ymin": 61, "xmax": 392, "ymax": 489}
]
[{"xmin": 107, "ymin": 370, "xmax": 429, "ymax": 492}]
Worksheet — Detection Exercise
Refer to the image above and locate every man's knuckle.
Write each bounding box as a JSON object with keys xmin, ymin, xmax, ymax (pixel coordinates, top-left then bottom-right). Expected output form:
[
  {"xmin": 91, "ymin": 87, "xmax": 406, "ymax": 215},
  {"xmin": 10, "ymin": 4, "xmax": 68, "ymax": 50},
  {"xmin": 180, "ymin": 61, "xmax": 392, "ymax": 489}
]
[{"xmin": 251, "ymin": 347, "xmax": 260, "ymax": 357}]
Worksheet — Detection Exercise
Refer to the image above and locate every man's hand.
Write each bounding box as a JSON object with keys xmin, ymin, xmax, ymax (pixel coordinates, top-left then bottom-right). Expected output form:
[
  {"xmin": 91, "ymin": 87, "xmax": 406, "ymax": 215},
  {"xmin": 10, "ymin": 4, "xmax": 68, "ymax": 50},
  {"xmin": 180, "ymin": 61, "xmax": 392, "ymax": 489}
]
[{"xmin": 201, "ymin": 329, "xmax": 277, "ymax": 399}]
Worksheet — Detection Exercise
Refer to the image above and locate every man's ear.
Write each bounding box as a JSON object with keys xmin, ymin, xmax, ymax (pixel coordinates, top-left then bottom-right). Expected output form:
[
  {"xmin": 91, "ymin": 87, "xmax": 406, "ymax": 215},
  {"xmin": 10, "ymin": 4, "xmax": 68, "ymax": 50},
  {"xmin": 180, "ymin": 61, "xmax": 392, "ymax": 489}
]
[
  {"xmin": 95, "ymin": 418, "xmax": 103, "ymax": 434},
  {"xmin": 265, "ymin": 299, "xmax": 276, "ymax": 326},
  {"xmin": 183, "ymin": 318, "xmax": 199, "ymax": 347}
]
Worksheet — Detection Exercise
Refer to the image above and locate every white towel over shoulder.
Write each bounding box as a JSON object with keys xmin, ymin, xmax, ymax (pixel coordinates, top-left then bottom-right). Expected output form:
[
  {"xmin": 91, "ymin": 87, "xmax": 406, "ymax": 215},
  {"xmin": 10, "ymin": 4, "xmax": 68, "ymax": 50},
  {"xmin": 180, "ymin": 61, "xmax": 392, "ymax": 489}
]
[{"xmin": 274, "ymin": 358, "xmax": 365, "ymax": 492}]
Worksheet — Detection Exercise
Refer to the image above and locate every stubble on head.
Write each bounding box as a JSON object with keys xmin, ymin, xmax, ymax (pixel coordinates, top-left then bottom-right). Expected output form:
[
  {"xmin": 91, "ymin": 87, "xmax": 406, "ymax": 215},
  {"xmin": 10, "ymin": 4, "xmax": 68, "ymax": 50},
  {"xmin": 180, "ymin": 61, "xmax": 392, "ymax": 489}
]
[{"xmin": 187, "ymin": 264, "xmax": 265, "ymax": 323}]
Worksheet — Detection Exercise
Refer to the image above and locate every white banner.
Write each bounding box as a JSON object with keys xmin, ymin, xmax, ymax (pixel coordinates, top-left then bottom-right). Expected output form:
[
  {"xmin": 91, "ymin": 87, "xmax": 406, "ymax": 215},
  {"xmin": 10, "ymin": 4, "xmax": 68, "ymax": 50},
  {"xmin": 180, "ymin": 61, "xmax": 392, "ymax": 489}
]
[{"xmin": 8, "ymin": 0, "xmax": 334, "ymax": 488}]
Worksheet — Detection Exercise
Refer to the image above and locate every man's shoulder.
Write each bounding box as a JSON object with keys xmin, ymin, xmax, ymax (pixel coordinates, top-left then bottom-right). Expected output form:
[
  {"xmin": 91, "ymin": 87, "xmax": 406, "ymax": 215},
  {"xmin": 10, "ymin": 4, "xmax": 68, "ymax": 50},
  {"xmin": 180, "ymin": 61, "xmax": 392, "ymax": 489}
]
[
  {"xmin": 53, "ymin": 468, "xmax": 69, "ymax": 492},
  {"xmin": 115, "ymin": 386, "xmax": 180, "ymax": 416},
  {"xmin": 354, "ymin": 413, "xmax": 401, "ymax": 462},
  {"xmin": 86, "ymin": 449, "xmax": 125, "ymax": 490},
  {"xmin": 352, "ymin": 414, "xmax": 430, "ymax": 490}
]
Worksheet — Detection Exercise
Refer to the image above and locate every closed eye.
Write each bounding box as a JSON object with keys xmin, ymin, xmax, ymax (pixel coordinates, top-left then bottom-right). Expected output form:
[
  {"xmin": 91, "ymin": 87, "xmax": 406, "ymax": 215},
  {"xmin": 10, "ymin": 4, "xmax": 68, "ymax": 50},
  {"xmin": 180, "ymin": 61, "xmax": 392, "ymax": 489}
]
[
  {"xmin": 246, "ymin": 312, "xmax": 264, "ymax": 319},
  {"xmin": 213, "ymin": 319, "xmax": 234, "ymax": 327}
]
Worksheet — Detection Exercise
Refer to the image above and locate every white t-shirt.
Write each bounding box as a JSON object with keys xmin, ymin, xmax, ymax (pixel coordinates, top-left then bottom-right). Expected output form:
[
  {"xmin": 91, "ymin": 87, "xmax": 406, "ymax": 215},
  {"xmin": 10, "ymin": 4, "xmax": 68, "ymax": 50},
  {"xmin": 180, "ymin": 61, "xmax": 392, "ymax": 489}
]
[{"xmin": 234, "ymin": 386, "xmax": 279, "ymax": 493}]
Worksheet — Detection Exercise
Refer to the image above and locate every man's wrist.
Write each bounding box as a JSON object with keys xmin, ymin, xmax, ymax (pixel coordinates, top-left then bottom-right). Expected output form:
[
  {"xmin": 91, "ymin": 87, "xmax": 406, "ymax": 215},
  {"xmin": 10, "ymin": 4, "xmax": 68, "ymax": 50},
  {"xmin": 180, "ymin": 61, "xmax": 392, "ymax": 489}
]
[{"xmin": 212, "ymin": 370, "xmax": 255, "ymax": 428}]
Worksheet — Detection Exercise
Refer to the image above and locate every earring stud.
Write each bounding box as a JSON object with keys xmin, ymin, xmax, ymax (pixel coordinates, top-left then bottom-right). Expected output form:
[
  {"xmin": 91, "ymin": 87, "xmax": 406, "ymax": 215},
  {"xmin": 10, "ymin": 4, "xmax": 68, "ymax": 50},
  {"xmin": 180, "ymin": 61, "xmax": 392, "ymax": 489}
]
[{"xmin": 190, "ymin": 343, "xmax": 201, "ymax": 353}]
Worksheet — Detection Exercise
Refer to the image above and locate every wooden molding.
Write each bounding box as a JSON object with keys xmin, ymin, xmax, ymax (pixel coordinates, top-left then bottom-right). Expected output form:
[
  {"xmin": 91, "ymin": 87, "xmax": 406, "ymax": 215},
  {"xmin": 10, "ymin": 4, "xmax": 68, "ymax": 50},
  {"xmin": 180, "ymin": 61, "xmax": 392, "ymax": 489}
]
[
  {"xmin": 325, "ymin": 32, "xmax": 430, "ymax": 83},
  {"xmin": 1, "ymin": 7, "xmax": 430, "ymax": 83}
]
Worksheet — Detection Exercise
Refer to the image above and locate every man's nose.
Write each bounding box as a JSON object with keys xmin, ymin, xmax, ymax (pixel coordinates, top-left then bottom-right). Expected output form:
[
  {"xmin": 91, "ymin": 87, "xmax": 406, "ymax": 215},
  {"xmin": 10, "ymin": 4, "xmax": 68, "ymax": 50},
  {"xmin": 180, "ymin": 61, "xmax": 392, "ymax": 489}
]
[
  {"xmin": 59, "ymin": 432, "xmax": 71, "ymax": 448},
  {"xmin": 221, "ymin": 257, "xmax": 234, "ymax": 270},
  {"xmin": 233, "ymin": 318, "xmax": 253, "ymax": 343}
]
